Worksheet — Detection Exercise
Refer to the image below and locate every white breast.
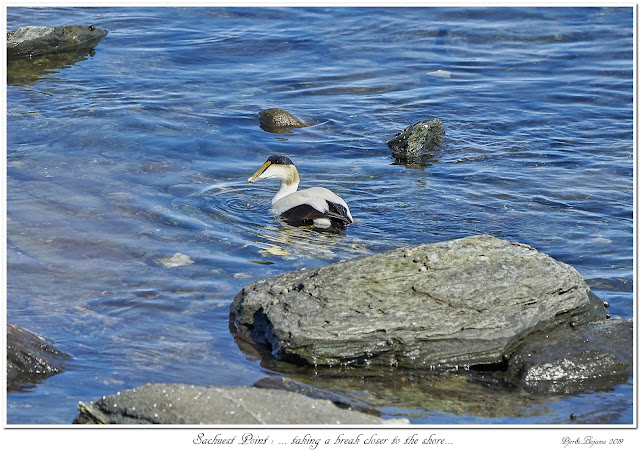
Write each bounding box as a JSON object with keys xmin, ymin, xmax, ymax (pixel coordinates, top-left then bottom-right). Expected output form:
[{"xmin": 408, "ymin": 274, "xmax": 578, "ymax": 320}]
[{"xmin": 273, "ymin": 187, "xmax": 353, "ymax": 221}]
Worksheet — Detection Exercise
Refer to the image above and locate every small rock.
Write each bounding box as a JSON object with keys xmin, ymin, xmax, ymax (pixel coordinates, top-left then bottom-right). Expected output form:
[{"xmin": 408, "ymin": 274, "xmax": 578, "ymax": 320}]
[
  {"xmin": 157, "ymin": 253, "xmax": 194, "ymax": 268},
  {"xmin": 7, "ymin": 25, "xmax": 108, "ymax": 59},
  {"xmin": 258, "ymin": 108, "xmax": 308, "ymax": 133},
  {"xmin": 387, "ymin": 119, "xmax": 445, "ymax": 165}
]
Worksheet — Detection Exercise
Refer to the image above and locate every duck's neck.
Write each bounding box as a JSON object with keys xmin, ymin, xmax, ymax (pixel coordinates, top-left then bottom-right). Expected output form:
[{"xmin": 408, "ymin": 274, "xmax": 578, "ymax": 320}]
[{"xmin": 272, "ymin": 165, "xmax": 300, "ymax": 204}]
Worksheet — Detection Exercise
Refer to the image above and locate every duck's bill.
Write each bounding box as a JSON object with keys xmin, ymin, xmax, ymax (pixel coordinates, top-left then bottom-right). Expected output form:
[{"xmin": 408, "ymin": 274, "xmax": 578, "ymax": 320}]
[{"xmin": 247, "ymin": 161, "xmax": 271, "ymax": 183}]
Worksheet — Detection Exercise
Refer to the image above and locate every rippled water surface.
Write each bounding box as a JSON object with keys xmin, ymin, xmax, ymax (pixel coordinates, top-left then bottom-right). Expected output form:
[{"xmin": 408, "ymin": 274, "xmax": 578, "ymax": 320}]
[{"xmin": 5, "ymin": 7, "xmax": 633, "ymax": 424}]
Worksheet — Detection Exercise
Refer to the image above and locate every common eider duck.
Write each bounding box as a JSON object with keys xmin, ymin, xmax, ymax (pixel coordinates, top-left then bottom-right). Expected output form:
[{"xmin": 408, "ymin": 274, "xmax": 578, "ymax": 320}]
[{"xmin": 247, "ymin": 155, "xmax": 353, "ymax": 229}]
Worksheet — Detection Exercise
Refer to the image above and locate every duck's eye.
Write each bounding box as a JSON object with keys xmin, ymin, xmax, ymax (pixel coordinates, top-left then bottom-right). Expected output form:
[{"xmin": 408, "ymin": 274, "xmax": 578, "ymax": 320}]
[{"xmin": 89, "ymin": 25, "xmax": 96, "ymax": 31}]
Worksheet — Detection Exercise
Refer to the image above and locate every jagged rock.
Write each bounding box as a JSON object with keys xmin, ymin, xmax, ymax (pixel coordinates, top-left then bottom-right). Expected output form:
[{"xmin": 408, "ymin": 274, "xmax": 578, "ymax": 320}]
[
  {"xmin": 258, "ymin": 108, "xmax": 308, "ymax": 133},
  {"xmin": 387, "ymin": 119, "xmax": 445, "ymax": 165},
  {"xmin": 73, "ymin": 383, "xmax": 404, "ymax": 424},
  {"xmin": 7, "ymin": 25, "xmax": 108, "ymax": 59},
  {"xmin": 504, "ymin": 319, "xmax": 632, "ymax": 395},
  {"xmin": 7, "ymin": 324, "xmax": 71, "ymax": 392},
  {"xmin": 230, "ymin": 235, "xmax": 605, "ymax": 369}
]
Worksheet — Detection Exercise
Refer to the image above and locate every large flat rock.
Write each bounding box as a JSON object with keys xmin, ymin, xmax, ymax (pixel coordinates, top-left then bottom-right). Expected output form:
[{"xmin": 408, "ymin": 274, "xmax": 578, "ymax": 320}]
[
  {"xmin": 231, "ymin": 235, "xmax": 605, "ymax": 369},
  {"xmin": 73, "ymin": 383, "xmax": 400, "ymax": 424}
]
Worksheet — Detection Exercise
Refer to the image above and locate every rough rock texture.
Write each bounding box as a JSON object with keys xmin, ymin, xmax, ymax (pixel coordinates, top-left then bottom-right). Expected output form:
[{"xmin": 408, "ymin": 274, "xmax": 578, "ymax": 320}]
[
  {"xmin": 7, "ymin": 25, "xmax": 108, "ymax": 59},
  {"xmin": 231, "ymin": 235, "xmax": 605, "ymax": 369},
  {"xmin": 73, "ymin": 383, "xmax": 402, "ymax": 424},
  {"xmin": 504, "ymin": 319, "xmax": 632, "ymax": 395},
  {"xmin": 7, "ymin": 324, "xmax": 71, "ymax": 392},
  {"xmin": 387, "ymin": 119, "xmax": 445, "ymax": 164},
  {"xmin": 258, "ymin": 108, "xmax": 308, "ymax": 133}
]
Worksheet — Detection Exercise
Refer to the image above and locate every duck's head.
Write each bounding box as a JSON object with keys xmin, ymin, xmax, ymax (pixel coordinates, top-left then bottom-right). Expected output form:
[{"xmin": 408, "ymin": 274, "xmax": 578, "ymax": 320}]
[{"xmin": 248, "ymin": 155, "xmax": 300, "ymax": 185}]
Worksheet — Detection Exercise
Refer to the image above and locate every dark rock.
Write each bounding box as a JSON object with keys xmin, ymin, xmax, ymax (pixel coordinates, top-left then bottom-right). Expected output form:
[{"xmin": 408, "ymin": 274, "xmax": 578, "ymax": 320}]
[
  {"xmin": 7, "ymin": 25, "xmax": 108, "ymax": 59},
  {"xmin": 387, "ymin": 119, "xmax": 445, "ymax": 164},
  {"xmin": 73, "ymin": 383, "xmax": 405, "ymax": 424},
  {"xmin": 258, "ymin": 108, "xmax": 308, "ymax": 133},
  {"xmin": 504, "ymin": 319, "xmax": 632, "ymax": 395},
  {"xmin": 7, "ymin": 324, "xmax": 71, "ymax": 392},
  {"xmin": 231, "ymin": 235, "xmax": 605, "ymax": 370}
]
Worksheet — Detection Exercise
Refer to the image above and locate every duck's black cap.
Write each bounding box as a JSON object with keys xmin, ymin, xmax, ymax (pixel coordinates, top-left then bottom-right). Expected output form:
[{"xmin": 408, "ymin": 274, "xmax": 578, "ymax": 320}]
[{"xmin": 267, "ymin": 155, "xmax": 294, "ymax": 165}]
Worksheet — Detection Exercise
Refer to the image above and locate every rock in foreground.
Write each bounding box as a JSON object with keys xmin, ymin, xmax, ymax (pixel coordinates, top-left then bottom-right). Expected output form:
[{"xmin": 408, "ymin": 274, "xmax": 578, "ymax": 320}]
[
  {"xmin": 7, "ymin": 324, "xmax": 71, "ymax": 392},
  {"xmin": 73, "ymin": 383, "xmax": 400, "ymax": 424},
  {"xmin": 231, "ymin": 235, "xmax": 605, "ymax": 369},
  {"xmin": 7, "ymin": 25, "xmax": 108, "ymax": 59},
  {"xmin": 258, "ymin": 108, "xmax": 308, "ymax": 133},
  {"xmin": 387, "ymin": 118, "xmax": 445, "ymax": 164}
]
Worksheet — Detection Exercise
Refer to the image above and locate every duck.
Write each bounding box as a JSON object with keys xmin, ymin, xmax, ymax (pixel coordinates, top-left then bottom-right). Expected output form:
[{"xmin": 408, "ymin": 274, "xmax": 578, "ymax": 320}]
[{"xmin": 247, "ymin": 155, "xmax": 353, "ymax": 229}]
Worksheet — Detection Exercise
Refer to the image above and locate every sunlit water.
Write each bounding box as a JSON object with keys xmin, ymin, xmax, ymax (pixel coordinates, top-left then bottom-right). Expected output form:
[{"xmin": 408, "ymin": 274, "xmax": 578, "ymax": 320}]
[{"xmin": 6, "ymin": 7, "xmax": 633, "ymax": 424}]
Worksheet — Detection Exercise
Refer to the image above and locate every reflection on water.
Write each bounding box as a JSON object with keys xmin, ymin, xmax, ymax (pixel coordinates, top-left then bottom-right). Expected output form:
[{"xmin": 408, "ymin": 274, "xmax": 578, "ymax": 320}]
[{"xmin": 7, "ymin": 48, "xmax": 99, "ymax": 86}]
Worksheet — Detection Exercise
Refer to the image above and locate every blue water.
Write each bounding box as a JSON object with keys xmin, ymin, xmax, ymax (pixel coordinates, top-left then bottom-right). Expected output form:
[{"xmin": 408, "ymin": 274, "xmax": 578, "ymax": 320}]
[{"xmin": 5, "ymin": 7, "xmax": 633, "ymax": 424}]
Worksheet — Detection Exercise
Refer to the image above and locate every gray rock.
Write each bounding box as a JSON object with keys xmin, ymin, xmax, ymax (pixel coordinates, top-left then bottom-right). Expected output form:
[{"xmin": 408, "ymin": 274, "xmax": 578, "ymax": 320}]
[
  {"xmin": 7, "ymin": 324, "xmax": 71, "ymax": 392},
  {"xmin": 7, "ymin": 25, "xmax": 108, "ymax": 59},
  {"xmin": 504, "ymin": 319, "xmax": 632, "ymax": 395},
  {"xmin": 231, "ymin": 235, "xmax": 605, "ymax": 369},
  {"xmin": 258, "ymin": 108, "xmax": 308, "ymax": 133},
  {"xmin": 387, "ymin": 119, "xmax": 445, "ymax": 165},
  {"xmin": 73, "ymin": 383, "xmax": 402, "ymax": 424}
]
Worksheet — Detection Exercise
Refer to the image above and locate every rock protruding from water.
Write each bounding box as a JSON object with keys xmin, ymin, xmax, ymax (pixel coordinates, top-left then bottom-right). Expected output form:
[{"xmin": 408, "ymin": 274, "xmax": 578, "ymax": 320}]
[
  {"xmin": 7, "ymin": 324, "xmax": 71, "ymax": 392},
  {"xmin": 73, "ymin": 383, "xmax": 402, "ymax": 424},
  {"xmin": 7, "ymin": 25, "xmax": 108, "ymax": 59},
  {"xmin": 505, "ymin": 319, "xmax": 632, "ymax": 395},
  {"xmin": 258, "ymin": 108, "xmax": 308, "ymax": 133},
  {"xmin": 387, "ymin": 119, "xmax": 445, "ymax": 165},
  {"xmin": 231, "ymin": 235, "xmax": 605, "ymax": 369}
]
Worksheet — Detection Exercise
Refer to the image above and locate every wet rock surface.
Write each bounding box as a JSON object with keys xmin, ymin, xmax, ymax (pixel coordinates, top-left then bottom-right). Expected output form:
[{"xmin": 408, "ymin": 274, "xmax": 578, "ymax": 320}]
[
  {"xmin": 7, "ymin": 324, "xmax": 71, "ymax": 392},
  {"xmin": 231, "ymin": 235, "xmax": 605, "ymax": 370},
  {"xmin": 387, "ymin": 119, "xmax": 445, "ymax": 165},
  {"xmin": 73, "ymin": 383, "xmax": 401, "ymax": 424},
  {"xmin": 258, "ymin": 108, "xmax": 308, "ymax": 133},
  {"xmin": 7, "ymin": 25, "xmax": 108, "ymax": 59},
  {"xmin": 504, "ymin": 319, "xmax": 632, "ymax": 395}
]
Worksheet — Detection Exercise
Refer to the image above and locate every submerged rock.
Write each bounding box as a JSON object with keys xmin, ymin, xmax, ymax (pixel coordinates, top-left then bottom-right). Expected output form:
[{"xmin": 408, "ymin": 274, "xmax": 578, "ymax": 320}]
[
  {"xmin": 258, "ymin": 108, "xmax": 308, "ymax": 133},
  {"xmin": 73, "ymin": 383, "xmax": 400, "ymax": 424},
  {"xmin": 231, "ymin": 235, "xmax": 605, "ymax": 369},
  {"xmin": 7, "ymin": 25, "xmax": 108, "ymax": 59},
  {"xmin": 157, "ymin": 252, "xmax": 195, "ymax": 268},
  {"xmin": 504, "ymin": 319, "xmax": 632, "ymax": 395},
  {"xmin": 387, "ymin": 119, "xmax": 445, "ymax": 165},
  {"xmin": 7, "ymin": 324, "xmax": 71, "ymax": 392}
]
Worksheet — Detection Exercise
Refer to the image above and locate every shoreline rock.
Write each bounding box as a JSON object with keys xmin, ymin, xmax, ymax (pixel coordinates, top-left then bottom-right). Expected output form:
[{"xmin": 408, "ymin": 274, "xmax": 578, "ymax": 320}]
[
  {"xmin": 7, "ymin": 25, "xmax": 108, "ymax": 59},
  {"xmin": 73, "ymin": 383, "xmax": 405, "ymax": 424},
  {"xmin": 230, "ymin": 235, "xmax": 605, "ymax": 369},
  {"xmin": 7, "ymin": 324, "xmax": 71, "ymax": 392},
  {"xmin": 503, "ymin": 318, "xmax": 632, "ymax": 395}
]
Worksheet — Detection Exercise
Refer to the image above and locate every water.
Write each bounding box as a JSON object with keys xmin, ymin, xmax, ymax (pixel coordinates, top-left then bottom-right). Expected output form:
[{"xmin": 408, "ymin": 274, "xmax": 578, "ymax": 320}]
[{"xmin": 5, "ymin": 7, "xmax": 633, "ymax": 424}]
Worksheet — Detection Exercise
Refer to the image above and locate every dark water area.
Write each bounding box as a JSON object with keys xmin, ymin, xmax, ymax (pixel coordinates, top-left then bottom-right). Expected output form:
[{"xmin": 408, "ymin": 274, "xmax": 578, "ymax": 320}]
[{"xmin": 5, "ymin": 7, "xmax": 633, "ymax": 424}]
